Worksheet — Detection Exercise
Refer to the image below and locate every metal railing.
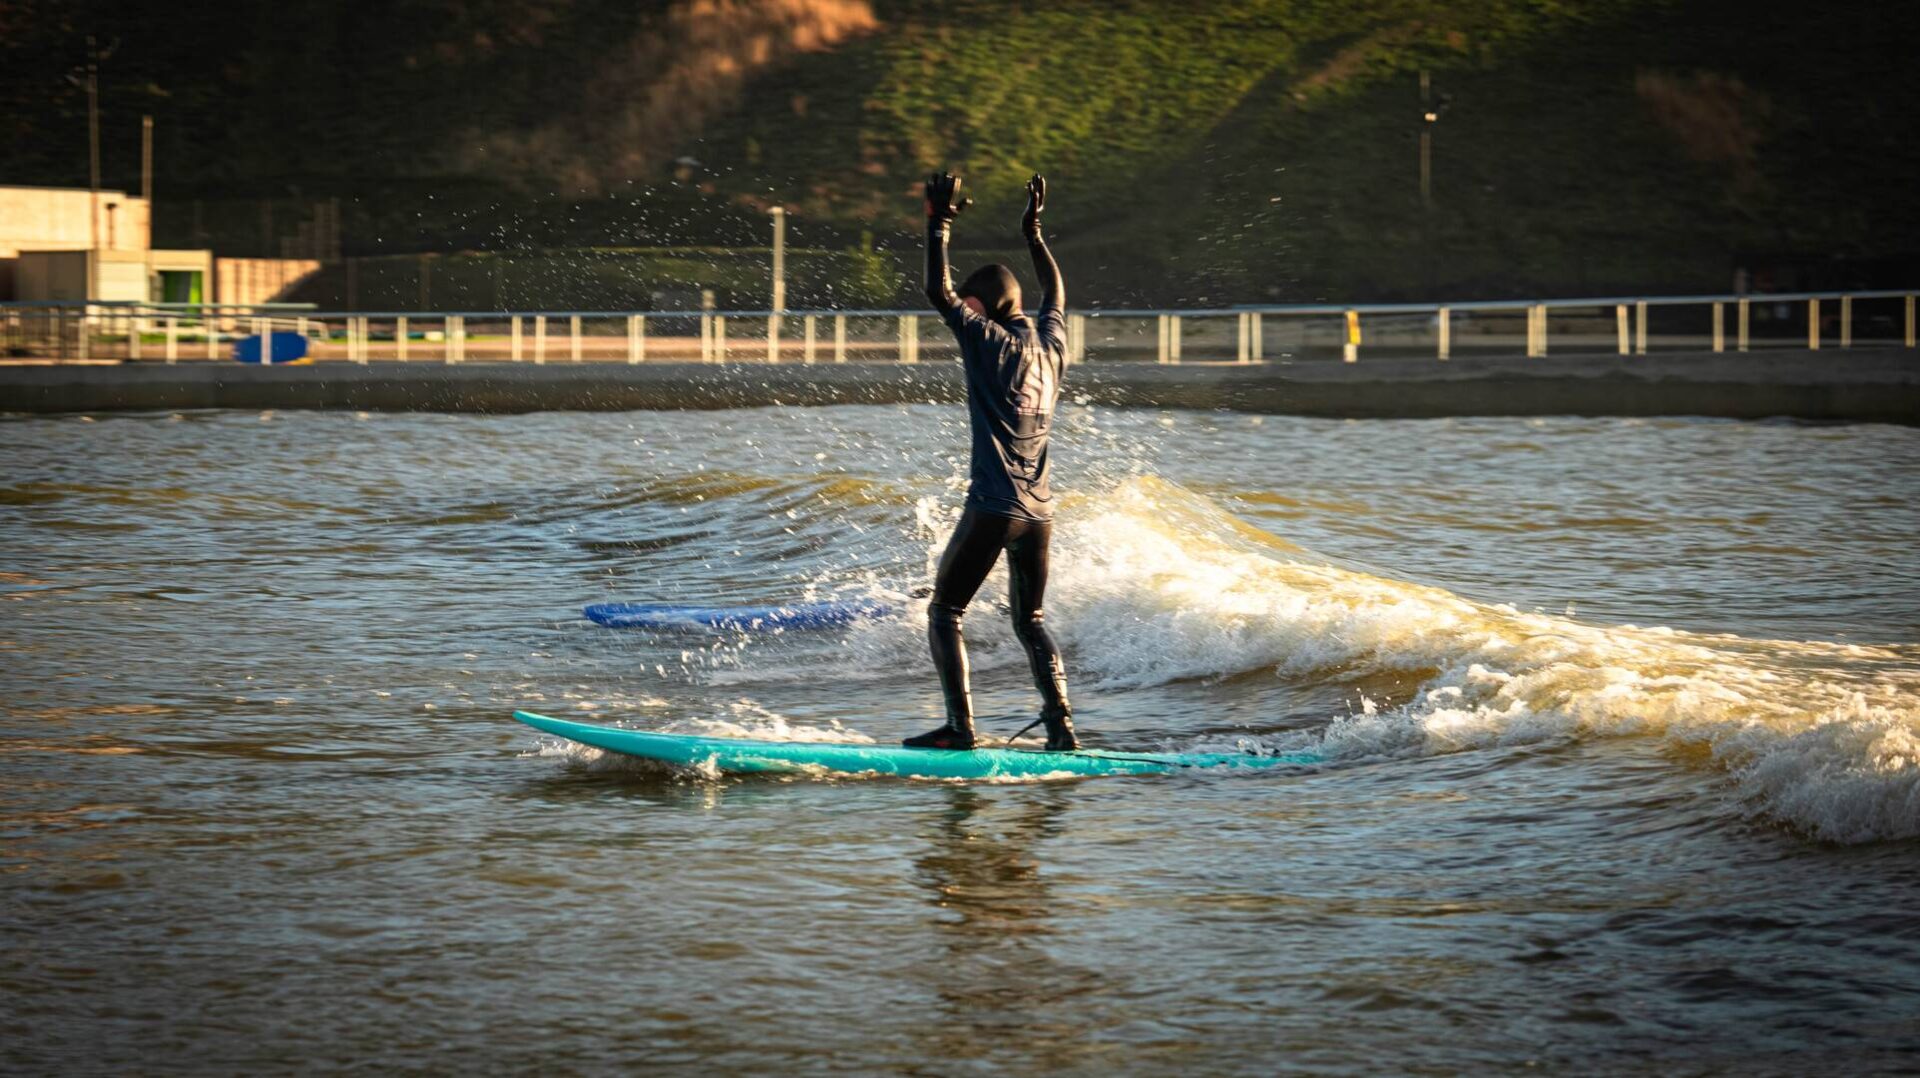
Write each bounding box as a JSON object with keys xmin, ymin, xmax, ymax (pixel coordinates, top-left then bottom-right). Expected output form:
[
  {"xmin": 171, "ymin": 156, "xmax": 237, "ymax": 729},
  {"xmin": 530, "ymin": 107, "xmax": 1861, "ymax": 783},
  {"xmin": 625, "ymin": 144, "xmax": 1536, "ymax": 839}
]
[{"xmin": 3, "ymin": 290, "xmax": 1915, "ymax": 365}]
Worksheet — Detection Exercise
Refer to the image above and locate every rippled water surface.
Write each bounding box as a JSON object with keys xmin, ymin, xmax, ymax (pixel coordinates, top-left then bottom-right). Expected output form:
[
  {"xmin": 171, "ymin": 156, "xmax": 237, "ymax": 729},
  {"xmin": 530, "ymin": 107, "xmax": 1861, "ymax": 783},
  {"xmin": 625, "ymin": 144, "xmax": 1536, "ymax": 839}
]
[{"xmin": 4, "ymin": 405, "xmax": 1918, "ymax": 1073}]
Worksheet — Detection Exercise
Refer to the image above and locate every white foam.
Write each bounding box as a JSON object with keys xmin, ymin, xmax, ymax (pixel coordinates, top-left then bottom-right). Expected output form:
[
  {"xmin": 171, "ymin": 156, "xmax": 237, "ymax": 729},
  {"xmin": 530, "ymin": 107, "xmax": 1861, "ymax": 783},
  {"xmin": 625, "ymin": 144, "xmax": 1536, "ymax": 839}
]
[
  {"xmin": 657, "ymin": 697, "xmax": 876, "ymax": 744},
  {"xmin": 1041, "ymin": 477, "xmax": 1920, "ymax": 843}
]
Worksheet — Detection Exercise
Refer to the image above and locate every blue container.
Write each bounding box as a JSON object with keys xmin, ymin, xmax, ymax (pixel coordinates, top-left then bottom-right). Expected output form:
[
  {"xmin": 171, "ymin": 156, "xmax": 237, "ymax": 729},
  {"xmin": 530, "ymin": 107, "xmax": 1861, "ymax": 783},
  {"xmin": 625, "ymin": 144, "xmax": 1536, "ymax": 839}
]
[{"xmin": 232, "ymin": 332, "xmax": 309, "ymax": 364}]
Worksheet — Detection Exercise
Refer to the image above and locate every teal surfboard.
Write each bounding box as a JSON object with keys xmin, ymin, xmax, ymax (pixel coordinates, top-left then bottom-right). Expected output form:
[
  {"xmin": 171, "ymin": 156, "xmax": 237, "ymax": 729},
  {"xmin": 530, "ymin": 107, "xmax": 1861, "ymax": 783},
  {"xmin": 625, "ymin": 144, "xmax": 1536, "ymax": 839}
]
[{"xmin": 514, "ymin": 710, "xmax": 1320, "ymax": 780}]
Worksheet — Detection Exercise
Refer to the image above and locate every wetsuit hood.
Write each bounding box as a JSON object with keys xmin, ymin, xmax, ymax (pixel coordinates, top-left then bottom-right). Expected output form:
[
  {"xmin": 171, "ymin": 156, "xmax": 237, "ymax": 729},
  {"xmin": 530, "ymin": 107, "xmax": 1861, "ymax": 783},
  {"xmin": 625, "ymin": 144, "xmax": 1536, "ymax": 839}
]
[{"xmin": 959, "ymin": 264, "xmax": 1022, "ymax": 322}]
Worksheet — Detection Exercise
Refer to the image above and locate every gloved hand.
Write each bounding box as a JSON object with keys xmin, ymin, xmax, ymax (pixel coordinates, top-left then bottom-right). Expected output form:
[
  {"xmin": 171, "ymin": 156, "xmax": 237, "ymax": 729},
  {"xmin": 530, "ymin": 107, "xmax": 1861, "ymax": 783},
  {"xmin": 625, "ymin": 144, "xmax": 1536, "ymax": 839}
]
[
  {"xmin": 1021, "ymin": 173, "xmax": 1046, "ymax": 236},
  {"xmin": 925, "ymin": 172, "xmax": 972, "ymax": 225}
]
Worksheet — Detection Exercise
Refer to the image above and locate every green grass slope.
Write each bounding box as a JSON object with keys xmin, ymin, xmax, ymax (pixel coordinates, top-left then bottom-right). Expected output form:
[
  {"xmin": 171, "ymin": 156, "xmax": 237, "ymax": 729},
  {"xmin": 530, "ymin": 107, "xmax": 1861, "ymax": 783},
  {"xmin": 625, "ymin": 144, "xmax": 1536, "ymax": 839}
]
[{"xmin": 696, "ymin": 0, "xmax": 1920, "ymax": 302}]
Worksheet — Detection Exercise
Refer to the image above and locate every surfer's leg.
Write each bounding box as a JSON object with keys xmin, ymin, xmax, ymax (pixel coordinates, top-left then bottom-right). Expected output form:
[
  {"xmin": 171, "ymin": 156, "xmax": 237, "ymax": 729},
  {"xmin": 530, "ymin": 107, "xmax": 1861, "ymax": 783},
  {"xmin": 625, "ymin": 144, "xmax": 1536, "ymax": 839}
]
[
  {"xmin": 1007, "ymin": 519, "xmax": 1077, "ymax": 751},
  {"xmin": 907, "ymin": 509, "xmax": 1010, "ymax": 750}
]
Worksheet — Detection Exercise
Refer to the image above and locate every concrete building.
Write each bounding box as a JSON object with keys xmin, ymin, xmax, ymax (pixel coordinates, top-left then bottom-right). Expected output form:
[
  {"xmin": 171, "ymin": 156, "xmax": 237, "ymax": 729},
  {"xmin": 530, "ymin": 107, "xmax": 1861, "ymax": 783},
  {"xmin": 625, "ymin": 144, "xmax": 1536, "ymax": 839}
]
[
  {"xmin": 1, "ymin": 184, "xmax": 209, "ymax": 304},
  {"xmin": 0, "ymin": 185, "xmax": 317, "ymax": 306}
]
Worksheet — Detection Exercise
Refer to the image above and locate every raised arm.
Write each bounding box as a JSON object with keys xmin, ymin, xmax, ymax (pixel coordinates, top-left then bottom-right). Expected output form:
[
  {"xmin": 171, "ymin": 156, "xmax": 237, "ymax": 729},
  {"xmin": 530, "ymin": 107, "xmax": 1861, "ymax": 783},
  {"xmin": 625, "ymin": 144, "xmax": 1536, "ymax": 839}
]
[
  {"xmin": 1022, "ymin": 174, "xmax": 1064, "ymax": 312},
  {"xmin": 924, "ymin": 171, "xmax": 972, "ymax": 314}
]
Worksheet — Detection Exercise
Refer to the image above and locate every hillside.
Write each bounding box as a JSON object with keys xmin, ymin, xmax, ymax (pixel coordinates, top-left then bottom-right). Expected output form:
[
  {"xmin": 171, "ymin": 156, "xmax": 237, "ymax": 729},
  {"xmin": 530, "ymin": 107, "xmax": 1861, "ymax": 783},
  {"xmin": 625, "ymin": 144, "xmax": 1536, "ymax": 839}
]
[
  {"xmin": 5, "ymin": 0, "xmax": 1916, "ymax": 306},
  {"xmin": 693, "ymin": 0, "xmax": 1920, "ymax": 302}
]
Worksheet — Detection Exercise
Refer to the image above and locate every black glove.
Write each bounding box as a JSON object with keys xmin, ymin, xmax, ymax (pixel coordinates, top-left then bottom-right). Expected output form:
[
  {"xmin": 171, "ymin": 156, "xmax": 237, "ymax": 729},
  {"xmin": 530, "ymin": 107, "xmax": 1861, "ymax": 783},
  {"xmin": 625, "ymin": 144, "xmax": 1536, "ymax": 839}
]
[
  {"xmin": 1021, "ymin": 173, "xmax": 1046, "ymax": 236},
  {"xmin": 925, "ymin": 172, "xmax": 972, "ymax": 225}
]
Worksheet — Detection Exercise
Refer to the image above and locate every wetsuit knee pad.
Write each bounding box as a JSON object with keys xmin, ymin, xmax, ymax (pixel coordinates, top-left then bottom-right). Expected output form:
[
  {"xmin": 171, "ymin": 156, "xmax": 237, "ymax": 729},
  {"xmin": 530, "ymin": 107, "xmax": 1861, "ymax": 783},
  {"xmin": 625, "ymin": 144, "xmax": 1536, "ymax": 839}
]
[{"xmin": 928, "ymin": 601, "xmax": 965, "ymax": 633}]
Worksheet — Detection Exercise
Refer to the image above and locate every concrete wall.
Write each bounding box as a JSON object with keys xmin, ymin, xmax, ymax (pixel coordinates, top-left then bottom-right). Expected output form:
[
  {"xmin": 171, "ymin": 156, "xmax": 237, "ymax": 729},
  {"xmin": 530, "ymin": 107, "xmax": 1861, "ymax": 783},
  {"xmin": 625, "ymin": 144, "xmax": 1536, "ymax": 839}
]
[
  {"xmin": 1, "ymin": 350, "xmax": 1913, "ymax": 423},
  {"xmin": 0, "ymin": 186, "xmax": 150, "ymax": 257},
  {"xmin": 215, "ymin": 257, "xmax": 323, "ymax": 306}
]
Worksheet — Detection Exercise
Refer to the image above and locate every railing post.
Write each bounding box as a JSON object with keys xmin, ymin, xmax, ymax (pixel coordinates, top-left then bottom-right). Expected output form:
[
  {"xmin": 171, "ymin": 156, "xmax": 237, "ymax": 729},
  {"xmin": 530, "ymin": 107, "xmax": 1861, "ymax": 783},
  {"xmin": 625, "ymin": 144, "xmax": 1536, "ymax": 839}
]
[
  {"xmin": 1156, "ymin": 314, "xmax": 1169, "ymax": 364},
  {"xmin": 1237, "ymin": 311, "xmax": 1250, "ymax": 364},
  {"xmin": 1615, "ymin": 304, "xmax": 1630, "ymax": 355},
  {"xmin": 1907, "ymin": 295, "xmax": 1916, "ymax": 348},
  {"xmin": 1840, "ymin": 295, "xmax": 1852, "ymax": 348},
  {"xmin": 1808, "ymin": 298, "xmax": 1820, "ymax": 351},
  {"xmin": 1251, "ymin": 312, "xmax": 1264, "ymax": 362},
  {"xmin": 1738, "ymin": 297, "xmax": 1750, "ymax": 352},
  {"xmin": 898, "ymin": 314, "xmax": 914, "ymax": 363},
  {"xmin": 205, "ymin": 308, "xmax": 219, "ymax": 360},
  {"xmin": 397, "ymin": 315, "xmax": 409, "ymax": 361},
  {"xmin": 1344, "ymin": 309, "xmax": 1360, "ymax": 363},
  {"xmin": 1071, "ymin": 313, "xmax": 1088, "ymax": 364},
  {"xmin": 451, "ymin": 315, "xmax": 465, "ymax": 363},
  {"xmin": 628, "ymin": 314, "xmax": 643, "ymax": 363},
  {"xmin": 767, "ymin": 311, "xmax": 780, "ymax": 363},
  {"xmin": 534, "ymin": 314, "xmax": 547, "ymax": 364},
  {"xmin": 1170, "ymin": 315, "xmax": 1183, "ymax": 364},
  {"xmin": 570, "ymin": 314, "xmax": 582, "ymax": 362},
  {"xmin": 803, "ymin": 313, "xmax": 817, "ymax": 363},
  {"xmin": 715, "ymin": 315, "xmax": 727, "ymax": 361},
  {"xmin": 359, "ymin": 316, "xmax": 371, "ymax": 364},
  {"xmin": 1633, "ymin": 301, "xmax": 1647, "ymax": 355},
  {"xmin": 833, "ymin": 313, "xmax": 847, "ymax": 362},
  {"xmin": 1712, "ymin": 302, "xmax": 1724, "ymax": 353},
  {"xmin": 1437, "ymin": 306, "xmax": 1450, "ymax": 360},
  {"xmin": 165, "ymin": 316, "xmax": 178, "ymax": 363},
  {"xmin": 511, "ymin": 315, "xmax": 523, "ymax": 361}
]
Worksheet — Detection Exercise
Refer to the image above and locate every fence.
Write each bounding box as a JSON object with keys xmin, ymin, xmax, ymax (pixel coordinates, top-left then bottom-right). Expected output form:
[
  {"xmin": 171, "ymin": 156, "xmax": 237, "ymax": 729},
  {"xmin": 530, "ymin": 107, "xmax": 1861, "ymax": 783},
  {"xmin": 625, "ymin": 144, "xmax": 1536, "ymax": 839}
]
[{"xmin": 4, "ymin": 290, "xmax": 1915, "ymax": 365}]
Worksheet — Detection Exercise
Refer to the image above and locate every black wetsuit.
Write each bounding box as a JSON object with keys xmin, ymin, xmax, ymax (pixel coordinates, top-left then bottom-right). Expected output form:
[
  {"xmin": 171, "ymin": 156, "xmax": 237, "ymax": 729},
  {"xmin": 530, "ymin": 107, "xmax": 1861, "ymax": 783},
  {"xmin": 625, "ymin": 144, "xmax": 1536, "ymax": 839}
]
[{"xmin": 921, "ymin": 209, "xmax": 1071, "ymax": 740}]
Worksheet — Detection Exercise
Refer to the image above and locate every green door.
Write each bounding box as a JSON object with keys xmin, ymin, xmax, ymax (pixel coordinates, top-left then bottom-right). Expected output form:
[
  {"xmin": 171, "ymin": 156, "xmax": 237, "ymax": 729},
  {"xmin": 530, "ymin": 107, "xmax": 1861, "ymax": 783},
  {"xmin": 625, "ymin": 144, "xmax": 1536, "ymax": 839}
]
[{"xmin": 157, "ymin": 270, "xmax": 203, "ymax": 304}]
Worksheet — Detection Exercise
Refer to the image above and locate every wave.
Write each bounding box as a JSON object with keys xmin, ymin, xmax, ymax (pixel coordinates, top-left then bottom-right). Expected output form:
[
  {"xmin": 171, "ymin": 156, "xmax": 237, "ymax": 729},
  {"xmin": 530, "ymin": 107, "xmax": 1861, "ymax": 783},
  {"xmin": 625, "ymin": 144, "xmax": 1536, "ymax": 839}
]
[{"xmin": 1042, "ymin": 477, "xmax": 1920, "ymax": 843}]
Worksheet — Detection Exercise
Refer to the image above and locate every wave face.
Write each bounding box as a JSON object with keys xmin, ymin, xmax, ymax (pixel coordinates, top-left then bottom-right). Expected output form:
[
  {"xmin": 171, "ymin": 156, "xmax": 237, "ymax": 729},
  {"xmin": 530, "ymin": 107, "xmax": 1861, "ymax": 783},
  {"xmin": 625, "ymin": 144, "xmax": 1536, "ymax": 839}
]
[{"xmin": 1038, "ymin": 477, "xmax": 1919, "ymax": 843}]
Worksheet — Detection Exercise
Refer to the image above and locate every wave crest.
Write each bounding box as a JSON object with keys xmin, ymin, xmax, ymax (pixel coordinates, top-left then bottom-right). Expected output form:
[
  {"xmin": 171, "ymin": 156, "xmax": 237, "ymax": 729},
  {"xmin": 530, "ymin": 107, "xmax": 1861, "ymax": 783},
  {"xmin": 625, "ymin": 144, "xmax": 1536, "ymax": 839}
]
[{"xmin": 1049, "ymin": 477, "xmax": 1920, "ymax": 842}]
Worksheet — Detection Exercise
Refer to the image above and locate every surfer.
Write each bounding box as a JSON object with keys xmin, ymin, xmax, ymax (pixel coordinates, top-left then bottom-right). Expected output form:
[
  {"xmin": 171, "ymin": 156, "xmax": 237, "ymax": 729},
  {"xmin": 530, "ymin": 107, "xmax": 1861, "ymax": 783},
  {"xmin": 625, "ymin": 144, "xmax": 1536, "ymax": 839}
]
[{"xmin": 905, "ymin": 171, "xmax": 1078, "ymax": 753}]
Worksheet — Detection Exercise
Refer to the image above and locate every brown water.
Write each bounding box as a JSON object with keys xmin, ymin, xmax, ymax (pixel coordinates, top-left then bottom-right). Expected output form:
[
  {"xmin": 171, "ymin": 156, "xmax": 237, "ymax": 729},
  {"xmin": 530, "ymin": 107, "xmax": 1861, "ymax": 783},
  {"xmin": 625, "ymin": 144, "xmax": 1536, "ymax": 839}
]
[{"xmin": 3, "ymin": 406, "xmax": 1918, "ymax": 1073}]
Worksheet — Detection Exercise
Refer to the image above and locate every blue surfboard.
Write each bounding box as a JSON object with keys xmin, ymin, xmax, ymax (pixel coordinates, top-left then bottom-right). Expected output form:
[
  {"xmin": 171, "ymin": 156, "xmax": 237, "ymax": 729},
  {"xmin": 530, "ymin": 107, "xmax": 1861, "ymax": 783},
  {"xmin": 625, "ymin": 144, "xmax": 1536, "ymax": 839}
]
[
  {"xmin": 583, "ymin": 599, "xmax": 892, "ymax": 631},
  {"xmin": 514, "ymin": 710, "xmax": 1321, "ymax": 780}
]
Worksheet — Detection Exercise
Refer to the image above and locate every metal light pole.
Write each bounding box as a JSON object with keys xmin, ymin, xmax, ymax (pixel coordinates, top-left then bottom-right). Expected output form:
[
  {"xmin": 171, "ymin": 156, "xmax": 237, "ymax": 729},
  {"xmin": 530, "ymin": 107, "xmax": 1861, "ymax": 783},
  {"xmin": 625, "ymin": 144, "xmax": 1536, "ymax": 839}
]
[
  {"xmin": 142, "ymin": 114, "xmax": 153, "ymax": 303},
  {"xmin": 1418, "ymin": 71, "xmax": 1449, "ymax": 296},
  {"xmin": 768, "ymin": 206, "xmax": 786, "ymax": 361},
  {"xmin": 1419, "ymin": 70, "xmax": 1435, "ymax": 208},
  {"xmin": 66, "ymin": 35, "xmax": 114, "ymax": 299},
  {"xmin": 86, "ymin": 38, "xmax": 101, "ymax": 239}
]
